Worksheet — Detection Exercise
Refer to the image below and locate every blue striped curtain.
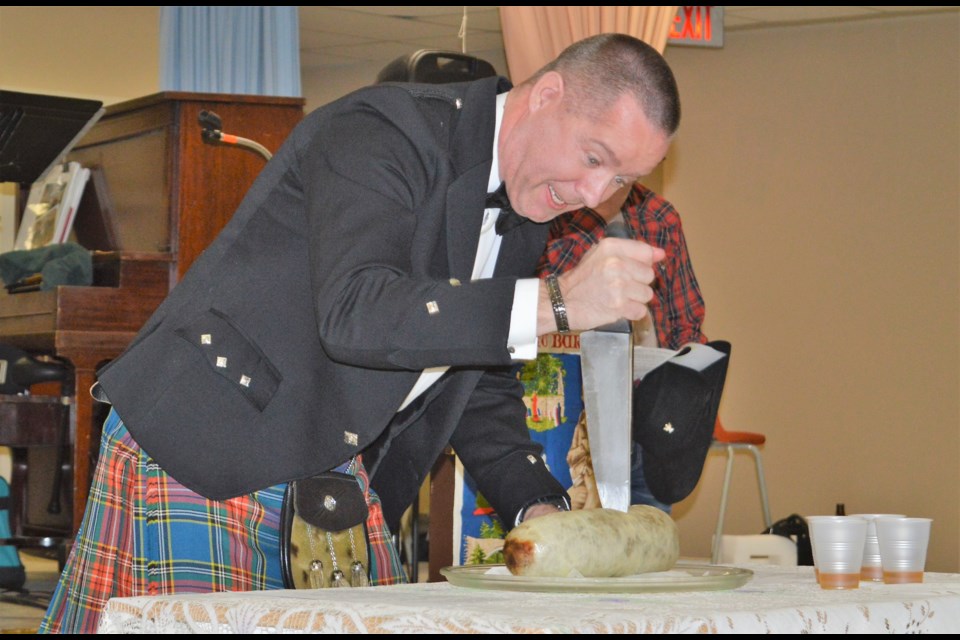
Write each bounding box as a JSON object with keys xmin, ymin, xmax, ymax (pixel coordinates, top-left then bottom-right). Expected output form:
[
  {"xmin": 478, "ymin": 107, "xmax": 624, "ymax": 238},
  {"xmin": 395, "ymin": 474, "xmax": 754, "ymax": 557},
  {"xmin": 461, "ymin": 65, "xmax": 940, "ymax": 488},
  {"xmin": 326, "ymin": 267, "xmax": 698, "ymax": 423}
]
[{"xmin": 160, "ymin": 6, "xmax": 301, "ymax": 97}]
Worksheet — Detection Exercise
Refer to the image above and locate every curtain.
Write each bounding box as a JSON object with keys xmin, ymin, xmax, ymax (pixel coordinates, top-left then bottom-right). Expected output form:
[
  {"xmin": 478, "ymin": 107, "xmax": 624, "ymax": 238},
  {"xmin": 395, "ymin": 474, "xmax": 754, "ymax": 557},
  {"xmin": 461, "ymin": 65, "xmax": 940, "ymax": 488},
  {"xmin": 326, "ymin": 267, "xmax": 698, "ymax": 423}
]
[
  {"xmin": 499, "ymin": 6, "xmax": 678, "ymax": 84},
  {"xmin": 160, "ymin": 6, "xmax": 301, "ymax": 97}
]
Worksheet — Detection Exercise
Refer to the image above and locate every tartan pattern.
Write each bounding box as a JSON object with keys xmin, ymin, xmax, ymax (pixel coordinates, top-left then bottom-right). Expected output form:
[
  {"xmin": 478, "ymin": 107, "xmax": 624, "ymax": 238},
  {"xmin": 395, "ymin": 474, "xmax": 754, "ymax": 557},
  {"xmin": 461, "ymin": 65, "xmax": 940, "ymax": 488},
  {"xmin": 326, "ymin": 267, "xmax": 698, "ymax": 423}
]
[
  {"xmin": 350, "ymin": 454, "xmax": 406, "ymax": 586},
  {"xmin": 40, "ymin": 409, "xmax": 404, "ymax": 634},
  {"xmin": 537, "ymin": 184, "xmax": 706, "ymax": 349}
]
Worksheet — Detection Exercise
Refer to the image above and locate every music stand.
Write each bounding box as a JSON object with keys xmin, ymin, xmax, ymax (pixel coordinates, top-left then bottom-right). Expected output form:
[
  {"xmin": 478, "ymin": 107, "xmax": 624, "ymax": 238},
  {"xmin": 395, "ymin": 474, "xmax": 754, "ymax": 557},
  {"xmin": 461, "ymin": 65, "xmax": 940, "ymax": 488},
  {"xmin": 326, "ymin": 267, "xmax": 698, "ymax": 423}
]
[{"xmin": 0, "ymin": 90, "xmax": 104, "ymax": 186}]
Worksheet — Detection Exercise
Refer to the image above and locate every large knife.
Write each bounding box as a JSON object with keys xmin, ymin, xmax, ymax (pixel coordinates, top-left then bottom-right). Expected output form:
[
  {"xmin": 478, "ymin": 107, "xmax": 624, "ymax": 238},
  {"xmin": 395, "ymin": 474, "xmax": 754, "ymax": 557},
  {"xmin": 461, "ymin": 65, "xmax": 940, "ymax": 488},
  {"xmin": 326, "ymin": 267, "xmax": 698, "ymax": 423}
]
[{"xmin": 579, "ymin": 218, "xmax": 634, "ymax": 512}]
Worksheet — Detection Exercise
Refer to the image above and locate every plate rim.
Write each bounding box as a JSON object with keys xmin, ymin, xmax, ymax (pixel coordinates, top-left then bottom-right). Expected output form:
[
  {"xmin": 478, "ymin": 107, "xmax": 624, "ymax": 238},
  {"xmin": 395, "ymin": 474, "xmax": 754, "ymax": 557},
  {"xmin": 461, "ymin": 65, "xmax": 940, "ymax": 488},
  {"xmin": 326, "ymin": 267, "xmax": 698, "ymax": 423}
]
[{"xmin": 440, "ymin": 561, "xmax": 754, "ymax": 593}]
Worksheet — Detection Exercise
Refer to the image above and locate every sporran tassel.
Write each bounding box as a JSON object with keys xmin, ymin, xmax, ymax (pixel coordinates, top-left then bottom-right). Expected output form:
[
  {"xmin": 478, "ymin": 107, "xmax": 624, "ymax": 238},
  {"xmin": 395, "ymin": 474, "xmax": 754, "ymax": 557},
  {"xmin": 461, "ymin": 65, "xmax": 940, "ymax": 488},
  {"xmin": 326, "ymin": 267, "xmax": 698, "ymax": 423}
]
[
  {"xmin": 350, "ymin": 560, "xmax": 369, "ymax": 587},
  {"xmin": 348, "ymin": 527, "xmax": 369, "ymax": 586},
  {"xmin": 309, "ymin": 560, "xmax": 325, "ymax": 589},
  {"xmin": 326, "ymin": 530, "xmax": 349, "ymax": 587}
]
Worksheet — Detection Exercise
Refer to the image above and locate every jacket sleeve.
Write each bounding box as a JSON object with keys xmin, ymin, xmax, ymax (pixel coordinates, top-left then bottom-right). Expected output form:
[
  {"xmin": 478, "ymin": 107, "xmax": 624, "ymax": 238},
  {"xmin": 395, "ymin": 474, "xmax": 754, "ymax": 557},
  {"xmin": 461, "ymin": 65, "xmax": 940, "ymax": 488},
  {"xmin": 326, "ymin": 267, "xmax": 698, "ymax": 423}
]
[
  {"xmin": 296, "ymin": 88, "xmax": 522, "ymax": 372},
  {"xmin": 448, "ymin": 367, "xmax": 569, "ymax": 529}
]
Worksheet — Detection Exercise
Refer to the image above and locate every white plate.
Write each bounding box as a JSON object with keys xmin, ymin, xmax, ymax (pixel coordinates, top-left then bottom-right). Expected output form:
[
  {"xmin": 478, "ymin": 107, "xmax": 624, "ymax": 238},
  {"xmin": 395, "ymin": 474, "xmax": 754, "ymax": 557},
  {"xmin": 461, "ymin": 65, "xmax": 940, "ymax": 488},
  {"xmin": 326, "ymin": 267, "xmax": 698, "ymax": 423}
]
[{"xmin": 440, "ymin": 561, "xmax": 753, "ymax": 594}]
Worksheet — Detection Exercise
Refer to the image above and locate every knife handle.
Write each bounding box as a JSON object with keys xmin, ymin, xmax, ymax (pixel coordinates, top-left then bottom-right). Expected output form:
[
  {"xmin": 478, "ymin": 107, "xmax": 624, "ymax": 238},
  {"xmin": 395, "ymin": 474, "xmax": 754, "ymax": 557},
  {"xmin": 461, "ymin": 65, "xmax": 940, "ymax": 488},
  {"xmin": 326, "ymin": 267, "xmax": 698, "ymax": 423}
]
[
  {"xmin": 594, "ymin": 218, "xmax": 633, "ymax": 333},
  {"xmin": 605, "ymin": 217, "xmax": 631, "ymax": 240}
]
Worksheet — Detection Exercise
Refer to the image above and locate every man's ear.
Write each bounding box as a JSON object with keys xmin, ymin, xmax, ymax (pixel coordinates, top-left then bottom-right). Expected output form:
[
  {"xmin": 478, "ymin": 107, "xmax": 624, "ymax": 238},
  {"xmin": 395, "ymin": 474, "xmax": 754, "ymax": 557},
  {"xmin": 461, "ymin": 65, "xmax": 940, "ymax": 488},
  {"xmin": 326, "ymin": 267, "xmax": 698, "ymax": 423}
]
[{"xmin": 527, "ymin": 70, "xmax": 565, "ymax": 113}]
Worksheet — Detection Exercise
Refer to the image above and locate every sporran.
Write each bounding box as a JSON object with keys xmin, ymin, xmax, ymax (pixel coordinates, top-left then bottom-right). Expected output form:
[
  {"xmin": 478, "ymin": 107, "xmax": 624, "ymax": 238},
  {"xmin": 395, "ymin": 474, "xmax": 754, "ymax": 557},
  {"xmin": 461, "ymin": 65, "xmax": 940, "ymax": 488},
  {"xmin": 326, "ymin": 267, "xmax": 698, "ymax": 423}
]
[{"xmin": 280, "ymin": 466, "xmax": 370, "ymax": 588}]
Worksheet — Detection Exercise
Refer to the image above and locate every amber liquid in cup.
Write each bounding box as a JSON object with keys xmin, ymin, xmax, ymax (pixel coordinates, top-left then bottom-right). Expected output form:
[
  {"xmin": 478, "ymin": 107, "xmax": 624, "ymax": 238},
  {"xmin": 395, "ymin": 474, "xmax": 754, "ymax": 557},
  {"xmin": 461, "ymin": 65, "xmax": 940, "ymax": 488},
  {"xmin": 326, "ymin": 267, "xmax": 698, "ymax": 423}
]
[
  {"xmin": 819, "ymin": 572, "xmax": 860, "ymax": 589},
  {"xmin": 861, "ymin": 565, "xmax": 884, "ymax": 581},
  {"xmin": 883, "ymin": 570, "xmax": 924, "ymax": 584}
]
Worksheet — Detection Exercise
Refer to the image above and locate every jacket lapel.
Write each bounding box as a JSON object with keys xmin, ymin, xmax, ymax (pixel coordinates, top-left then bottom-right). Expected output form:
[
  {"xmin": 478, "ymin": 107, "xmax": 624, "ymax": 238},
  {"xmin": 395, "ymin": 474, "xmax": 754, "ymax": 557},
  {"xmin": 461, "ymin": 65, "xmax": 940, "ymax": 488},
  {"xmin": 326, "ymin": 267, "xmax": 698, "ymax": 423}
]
[
  {"xmin": 445, "ymin": 164, "xmax": 492, "ymax": 279},
  {"xmin": 443, "ymin": 76, "xmax": 508, "ymax": 281}
]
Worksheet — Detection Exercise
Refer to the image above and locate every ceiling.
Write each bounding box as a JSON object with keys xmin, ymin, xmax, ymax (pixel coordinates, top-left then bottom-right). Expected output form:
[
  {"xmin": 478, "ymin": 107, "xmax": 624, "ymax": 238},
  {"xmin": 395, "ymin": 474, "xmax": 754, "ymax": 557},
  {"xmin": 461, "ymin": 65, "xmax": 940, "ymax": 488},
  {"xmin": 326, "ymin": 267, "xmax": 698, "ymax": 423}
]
[{"xmin": 298, "ymin": 6, "xmax": 959, "ymax": 73}]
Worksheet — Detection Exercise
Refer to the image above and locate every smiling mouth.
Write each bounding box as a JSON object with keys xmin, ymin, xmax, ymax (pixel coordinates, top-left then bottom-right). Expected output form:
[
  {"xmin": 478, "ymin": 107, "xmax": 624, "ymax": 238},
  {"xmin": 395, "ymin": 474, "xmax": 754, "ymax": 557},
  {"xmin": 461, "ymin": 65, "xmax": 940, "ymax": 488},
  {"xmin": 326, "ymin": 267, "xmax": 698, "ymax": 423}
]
[{"xmin": 548, "ymin": 185, "xmax": 569, "ymax": 207}]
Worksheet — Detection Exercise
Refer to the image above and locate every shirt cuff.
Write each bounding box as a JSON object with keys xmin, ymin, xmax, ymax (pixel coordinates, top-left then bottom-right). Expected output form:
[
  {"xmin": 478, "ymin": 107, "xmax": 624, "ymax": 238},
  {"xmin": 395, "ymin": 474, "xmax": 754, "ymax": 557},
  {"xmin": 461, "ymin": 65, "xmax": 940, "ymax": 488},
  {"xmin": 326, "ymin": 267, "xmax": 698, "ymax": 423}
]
[{"xmin": 507, "ymin": 278, "xmax": 539, "ymax": 360}]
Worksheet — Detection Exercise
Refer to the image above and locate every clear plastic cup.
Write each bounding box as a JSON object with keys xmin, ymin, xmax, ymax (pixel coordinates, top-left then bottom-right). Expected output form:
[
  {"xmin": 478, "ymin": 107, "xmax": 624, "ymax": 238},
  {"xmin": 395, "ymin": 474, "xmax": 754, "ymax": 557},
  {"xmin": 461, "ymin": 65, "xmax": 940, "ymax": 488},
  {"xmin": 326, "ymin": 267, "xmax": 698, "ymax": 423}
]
[
  {"xmin": 806, "ymin": 515, "xmax": 867, "ymax": 589},
  {"xmin": 848, "ymin": 513, "xmax": 906, "ymax": 581},
  {"xmin": 874, "ymin": 516, "xmax": 932, "ymax": 584}
]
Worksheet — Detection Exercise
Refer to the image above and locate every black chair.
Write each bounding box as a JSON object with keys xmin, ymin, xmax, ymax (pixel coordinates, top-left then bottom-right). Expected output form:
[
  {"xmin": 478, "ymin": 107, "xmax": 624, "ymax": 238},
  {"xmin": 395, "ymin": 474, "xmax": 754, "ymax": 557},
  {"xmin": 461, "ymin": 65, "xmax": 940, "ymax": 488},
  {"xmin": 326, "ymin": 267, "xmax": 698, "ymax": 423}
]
[
  {"xmin": 376, "ymin": 50, "xmax": 497, "ymax": 84},
  {"xmin": 0, "ymin": 343, "xmax": 73, "ymax": 608}
]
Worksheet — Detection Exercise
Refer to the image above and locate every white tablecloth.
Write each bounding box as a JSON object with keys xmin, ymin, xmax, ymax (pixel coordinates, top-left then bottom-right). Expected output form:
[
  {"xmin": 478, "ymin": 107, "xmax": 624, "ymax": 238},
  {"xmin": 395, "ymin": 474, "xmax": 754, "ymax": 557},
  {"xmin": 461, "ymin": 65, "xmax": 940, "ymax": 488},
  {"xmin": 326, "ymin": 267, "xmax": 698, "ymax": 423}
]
[{"xmin": 97, "ymin": 564, "xmax": 960, "ymax": 634}]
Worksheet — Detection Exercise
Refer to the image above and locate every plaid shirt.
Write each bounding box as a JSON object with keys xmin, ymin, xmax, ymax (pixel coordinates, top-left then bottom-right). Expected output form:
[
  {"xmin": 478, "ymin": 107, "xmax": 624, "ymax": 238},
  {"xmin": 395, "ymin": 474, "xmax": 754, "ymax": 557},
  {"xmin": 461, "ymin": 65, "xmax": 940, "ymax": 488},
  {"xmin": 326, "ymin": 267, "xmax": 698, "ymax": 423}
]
[{"xmin": 537, "ymin": 184, "xmax": 706, "ymax": 349}]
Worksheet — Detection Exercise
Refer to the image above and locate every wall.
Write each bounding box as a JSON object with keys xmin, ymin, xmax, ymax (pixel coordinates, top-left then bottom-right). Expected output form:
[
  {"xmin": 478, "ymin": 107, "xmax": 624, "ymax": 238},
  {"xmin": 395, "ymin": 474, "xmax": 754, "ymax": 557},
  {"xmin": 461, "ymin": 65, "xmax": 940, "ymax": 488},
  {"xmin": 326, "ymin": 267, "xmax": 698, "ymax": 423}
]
[
  {"xmin": 300, "ymin": 49, "xmax": 510, "ymax": 113},
  {"xmin": 662, "ymin": 13, "xmax": 959, "ymax": 571},
  {"xmin": 0, "ymin": 6, "xmax": 160, "ymax": 104}
]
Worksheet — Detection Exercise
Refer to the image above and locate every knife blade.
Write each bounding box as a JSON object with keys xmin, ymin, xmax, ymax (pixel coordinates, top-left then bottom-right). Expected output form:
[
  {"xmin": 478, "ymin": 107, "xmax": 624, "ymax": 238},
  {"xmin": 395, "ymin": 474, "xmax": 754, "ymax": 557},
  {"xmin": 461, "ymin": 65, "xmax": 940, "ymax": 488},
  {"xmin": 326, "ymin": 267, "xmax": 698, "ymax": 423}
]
[{"xmin": 579, "ymin": 218, "xmax": 634, "ymax": 512}]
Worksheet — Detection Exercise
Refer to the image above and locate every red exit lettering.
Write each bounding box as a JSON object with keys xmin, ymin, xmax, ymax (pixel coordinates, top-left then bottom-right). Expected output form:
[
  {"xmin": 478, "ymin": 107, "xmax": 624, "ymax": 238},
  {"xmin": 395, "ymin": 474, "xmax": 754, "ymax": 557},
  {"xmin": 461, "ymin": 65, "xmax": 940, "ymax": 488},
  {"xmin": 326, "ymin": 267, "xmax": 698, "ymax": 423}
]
[{"xmin": 670, "ymin": 6, "xmax": 713, "ymax": 42}]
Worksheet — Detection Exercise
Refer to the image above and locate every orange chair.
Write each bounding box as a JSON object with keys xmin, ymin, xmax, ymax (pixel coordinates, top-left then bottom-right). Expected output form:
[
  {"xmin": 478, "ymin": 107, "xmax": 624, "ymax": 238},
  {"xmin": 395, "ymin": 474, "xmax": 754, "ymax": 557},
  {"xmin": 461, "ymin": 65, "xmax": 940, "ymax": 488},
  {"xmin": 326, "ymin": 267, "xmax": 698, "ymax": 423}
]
[{"xmin": 710, "ymin": 419, "xmax": 772, "ymax": 564}]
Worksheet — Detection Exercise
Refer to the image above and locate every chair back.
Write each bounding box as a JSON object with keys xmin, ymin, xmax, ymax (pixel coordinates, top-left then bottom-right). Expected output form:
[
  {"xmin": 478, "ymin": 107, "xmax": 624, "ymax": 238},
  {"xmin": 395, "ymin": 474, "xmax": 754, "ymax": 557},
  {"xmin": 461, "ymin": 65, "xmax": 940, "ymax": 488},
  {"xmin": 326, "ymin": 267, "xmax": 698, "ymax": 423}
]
[
  {"xmin": 0, "ymin": 344, "xmax": 70, "ymax": 394},
  {"xmin": 0, "ymin": 345, "xmax": 30, "ymax": 394},
  {"xmin": 376, "ymin": 50, "xmax": 497, "ymax": 84}
]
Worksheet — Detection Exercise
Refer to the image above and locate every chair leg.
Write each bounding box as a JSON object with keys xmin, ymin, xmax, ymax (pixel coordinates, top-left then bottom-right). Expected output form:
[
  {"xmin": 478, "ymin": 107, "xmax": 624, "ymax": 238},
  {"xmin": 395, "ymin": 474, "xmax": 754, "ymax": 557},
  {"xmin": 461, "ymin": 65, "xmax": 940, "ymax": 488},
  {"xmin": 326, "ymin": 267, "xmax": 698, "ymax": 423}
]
[
  {"xmin": 747, "ymin": 445, "xmax": 773, "ymax": 530},
  {"xmin": 57, "ymin": 539, "xmax": 71, "ymax": 572},
  {"xmin": 712, "ymin": 445, "xmax": 735, "ymax": 564}
]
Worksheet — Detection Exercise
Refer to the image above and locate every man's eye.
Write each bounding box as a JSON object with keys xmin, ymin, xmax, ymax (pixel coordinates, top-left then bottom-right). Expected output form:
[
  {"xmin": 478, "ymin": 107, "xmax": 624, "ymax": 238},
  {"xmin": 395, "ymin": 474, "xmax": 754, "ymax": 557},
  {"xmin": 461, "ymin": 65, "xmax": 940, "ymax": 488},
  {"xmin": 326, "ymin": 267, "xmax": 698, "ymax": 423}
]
[
  {"xmin": 614, "ymin": 176, "xmax": 626, "ymax": 187},
  {"xmin": 587, "ymin": 156, "xmax": 600, "ymax": 167}
]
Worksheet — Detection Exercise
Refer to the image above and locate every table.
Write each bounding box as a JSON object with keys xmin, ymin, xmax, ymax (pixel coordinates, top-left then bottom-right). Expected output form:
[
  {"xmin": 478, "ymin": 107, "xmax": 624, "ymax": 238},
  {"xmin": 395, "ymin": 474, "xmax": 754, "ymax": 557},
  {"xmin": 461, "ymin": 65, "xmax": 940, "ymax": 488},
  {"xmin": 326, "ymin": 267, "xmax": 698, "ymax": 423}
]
[{"xmin": 97, "ymin": 564, "xmax": 960, "ymax": 634}]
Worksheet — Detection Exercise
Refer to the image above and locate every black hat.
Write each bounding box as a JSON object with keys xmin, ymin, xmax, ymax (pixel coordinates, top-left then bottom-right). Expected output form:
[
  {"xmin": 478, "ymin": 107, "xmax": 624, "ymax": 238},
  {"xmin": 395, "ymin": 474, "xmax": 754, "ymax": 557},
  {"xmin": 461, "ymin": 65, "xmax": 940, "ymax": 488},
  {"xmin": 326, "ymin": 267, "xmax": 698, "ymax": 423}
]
[{"xmin": 633, "ymin": 340, "xmax": 731, "ymax": 504}]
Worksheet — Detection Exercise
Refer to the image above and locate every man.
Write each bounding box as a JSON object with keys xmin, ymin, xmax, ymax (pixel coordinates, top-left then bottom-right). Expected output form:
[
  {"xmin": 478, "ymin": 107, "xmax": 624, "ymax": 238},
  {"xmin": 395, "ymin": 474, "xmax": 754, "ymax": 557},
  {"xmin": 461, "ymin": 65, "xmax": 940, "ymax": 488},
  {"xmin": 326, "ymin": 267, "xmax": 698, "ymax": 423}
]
[
  {"xmin": 539, "ymin": 181, "xmax": 706, "ymax": 513},
  {"xmin": 41, "ymin": 34, "xmax": 680, "ymax": 633}
]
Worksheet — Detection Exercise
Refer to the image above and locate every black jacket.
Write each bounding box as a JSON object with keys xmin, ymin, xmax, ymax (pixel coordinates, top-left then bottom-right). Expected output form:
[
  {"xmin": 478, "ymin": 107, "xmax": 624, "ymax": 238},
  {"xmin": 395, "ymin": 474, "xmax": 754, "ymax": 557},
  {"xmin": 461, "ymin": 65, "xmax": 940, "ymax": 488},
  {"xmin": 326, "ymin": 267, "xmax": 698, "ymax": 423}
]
[{"xmin": 97, "ymin": 76, "xmax": 567, "ymax": 527}]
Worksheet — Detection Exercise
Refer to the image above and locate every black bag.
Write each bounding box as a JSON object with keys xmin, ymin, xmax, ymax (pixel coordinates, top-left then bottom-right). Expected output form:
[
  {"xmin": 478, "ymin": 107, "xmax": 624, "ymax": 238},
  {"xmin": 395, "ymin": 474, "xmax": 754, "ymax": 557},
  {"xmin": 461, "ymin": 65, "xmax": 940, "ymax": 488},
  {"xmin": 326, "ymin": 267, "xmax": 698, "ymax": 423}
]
[{"xmin": 764, "ymin": 514, "xmax": 813, "ymax": 566}]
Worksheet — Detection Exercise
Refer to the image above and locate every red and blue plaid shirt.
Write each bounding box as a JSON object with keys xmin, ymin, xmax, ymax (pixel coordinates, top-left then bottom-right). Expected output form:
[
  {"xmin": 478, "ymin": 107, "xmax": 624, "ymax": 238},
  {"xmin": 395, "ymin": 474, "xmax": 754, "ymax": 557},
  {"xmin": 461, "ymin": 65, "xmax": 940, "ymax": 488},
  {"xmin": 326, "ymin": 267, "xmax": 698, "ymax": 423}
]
[{"xmin": 537, "ymin": 184, "xmax": 706, "ymax": 349}]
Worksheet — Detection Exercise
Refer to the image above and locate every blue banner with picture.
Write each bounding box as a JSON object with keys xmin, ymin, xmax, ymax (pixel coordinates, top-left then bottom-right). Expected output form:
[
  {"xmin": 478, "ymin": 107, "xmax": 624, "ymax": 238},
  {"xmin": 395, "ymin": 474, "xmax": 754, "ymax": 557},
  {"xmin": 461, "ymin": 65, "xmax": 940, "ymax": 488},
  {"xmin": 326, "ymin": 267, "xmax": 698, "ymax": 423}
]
[{"xmin": 455, "ymin": 333, "xmax": 586, "ymax": 565}]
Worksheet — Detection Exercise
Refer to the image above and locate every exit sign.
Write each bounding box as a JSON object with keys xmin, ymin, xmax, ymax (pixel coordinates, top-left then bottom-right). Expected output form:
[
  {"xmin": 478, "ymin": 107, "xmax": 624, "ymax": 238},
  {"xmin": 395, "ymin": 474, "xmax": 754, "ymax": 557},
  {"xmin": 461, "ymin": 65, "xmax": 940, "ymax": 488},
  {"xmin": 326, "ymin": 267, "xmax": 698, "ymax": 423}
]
[{"xmin": 669, "ymin": 6, "xmax": 724, "ymax": 48}]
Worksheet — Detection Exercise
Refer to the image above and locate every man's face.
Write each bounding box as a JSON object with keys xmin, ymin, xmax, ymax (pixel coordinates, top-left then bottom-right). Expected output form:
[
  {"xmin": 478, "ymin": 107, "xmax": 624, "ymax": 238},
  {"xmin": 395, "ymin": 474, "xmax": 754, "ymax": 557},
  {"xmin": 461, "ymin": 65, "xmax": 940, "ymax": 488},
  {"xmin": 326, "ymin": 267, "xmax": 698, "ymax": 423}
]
[{"xmin": 499, "ymin": 78, "xmax": 670, "ymax": 224}]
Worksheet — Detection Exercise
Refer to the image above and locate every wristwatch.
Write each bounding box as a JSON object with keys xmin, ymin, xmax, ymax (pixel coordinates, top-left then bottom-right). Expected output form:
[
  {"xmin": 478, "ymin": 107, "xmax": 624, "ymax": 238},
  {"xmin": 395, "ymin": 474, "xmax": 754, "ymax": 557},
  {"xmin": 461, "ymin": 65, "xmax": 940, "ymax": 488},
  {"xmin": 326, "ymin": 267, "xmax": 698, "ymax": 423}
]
[{"xmin": 515, "ymin": 495, "xmax": 571, "ymax": 527}]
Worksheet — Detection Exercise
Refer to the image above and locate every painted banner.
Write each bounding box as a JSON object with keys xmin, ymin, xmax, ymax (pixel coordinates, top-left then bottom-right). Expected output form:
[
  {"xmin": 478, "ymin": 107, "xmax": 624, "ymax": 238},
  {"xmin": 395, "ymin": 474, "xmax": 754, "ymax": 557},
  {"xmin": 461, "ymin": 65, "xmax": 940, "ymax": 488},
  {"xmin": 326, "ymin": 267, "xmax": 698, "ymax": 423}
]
[{"xmin": 453, "ymin": 333, "xmax": 588, "ymax": 566}]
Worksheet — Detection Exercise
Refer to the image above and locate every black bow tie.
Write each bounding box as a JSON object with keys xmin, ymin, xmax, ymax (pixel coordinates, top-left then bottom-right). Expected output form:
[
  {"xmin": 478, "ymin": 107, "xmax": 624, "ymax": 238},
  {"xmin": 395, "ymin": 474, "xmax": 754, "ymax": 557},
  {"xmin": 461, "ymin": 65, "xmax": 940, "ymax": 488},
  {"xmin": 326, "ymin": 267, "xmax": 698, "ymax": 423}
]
[{"xmin": 486, "ymin": 183, "xmax": 528, "ymax": 235}]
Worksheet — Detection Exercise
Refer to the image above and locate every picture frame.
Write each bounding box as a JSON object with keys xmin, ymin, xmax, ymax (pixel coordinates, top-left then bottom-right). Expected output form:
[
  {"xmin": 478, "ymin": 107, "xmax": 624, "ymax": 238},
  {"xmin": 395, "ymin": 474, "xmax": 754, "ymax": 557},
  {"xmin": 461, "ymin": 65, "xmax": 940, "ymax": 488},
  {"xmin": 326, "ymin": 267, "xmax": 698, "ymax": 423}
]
[{"xmin": 14, "ymin": 161, "xmax": 89, "ymax": 251}]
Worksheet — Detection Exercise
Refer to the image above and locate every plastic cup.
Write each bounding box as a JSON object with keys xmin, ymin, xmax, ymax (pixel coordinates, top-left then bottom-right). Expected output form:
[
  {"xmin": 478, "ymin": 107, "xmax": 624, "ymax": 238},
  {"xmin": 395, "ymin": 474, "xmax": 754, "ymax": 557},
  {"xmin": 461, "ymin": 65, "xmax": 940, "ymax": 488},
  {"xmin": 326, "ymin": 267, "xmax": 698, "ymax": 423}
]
[
  {"xmin": 805, "ymin": 515, "xmax": 843, "ymax": 584},
  {"xmin": 874, "ymin": 516, "xmax": 932, "ymax": 584},
  {"xmin": 849, "ymin": 513, "xmax": 906, "ymax": 581},
  {"xmin": 805, "ymin": 516, "xmax": 821, "ymax": 583},
  {"xmin": 806, "ymin": 516, "xmax": 867, "ymax": 589}
]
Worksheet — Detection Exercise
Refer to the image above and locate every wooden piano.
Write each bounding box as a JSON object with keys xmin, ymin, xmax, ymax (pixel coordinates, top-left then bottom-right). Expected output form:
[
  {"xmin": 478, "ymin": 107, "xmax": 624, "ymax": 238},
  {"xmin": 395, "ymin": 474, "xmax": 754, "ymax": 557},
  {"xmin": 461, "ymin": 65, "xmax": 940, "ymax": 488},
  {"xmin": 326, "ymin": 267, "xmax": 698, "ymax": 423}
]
[{"xmin": 0, "ymin": 92, "xmax": 304, "ymax": 533}]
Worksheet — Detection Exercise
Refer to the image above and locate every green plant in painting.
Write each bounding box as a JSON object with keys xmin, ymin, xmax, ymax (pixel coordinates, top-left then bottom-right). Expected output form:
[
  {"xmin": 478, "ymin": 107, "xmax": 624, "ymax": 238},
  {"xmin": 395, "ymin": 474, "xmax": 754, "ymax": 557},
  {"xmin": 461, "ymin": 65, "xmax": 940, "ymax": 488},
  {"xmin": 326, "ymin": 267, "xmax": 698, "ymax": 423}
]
[{"xmin": 517, "ymin": 354, "xmax": 566, "ymax": 432}]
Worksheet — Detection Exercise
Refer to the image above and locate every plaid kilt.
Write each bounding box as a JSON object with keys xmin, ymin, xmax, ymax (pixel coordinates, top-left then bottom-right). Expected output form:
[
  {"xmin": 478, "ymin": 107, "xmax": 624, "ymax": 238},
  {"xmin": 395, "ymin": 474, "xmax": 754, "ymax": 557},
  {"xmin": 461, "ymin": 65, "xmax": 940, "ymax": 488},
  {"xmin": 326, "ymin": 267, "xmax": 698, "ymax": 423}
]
[{"xmin": 39, "ymin": 408, "xmax": 406, "ymax": 634}]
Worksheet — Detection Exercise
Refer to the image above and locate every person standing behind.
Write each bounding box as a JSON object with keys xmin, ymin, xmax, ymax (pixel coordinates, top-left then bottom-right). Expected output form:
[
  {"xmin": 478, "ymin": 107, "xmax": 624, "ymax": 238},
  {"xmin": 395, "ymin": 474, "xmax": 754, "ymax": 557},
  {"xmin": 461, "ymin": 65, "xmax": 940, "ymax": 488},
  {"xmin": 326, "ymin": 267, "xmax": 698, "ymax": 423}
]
[{"xmin": 538, "ymin": 181, "xmax": 707, "ymax": 512}]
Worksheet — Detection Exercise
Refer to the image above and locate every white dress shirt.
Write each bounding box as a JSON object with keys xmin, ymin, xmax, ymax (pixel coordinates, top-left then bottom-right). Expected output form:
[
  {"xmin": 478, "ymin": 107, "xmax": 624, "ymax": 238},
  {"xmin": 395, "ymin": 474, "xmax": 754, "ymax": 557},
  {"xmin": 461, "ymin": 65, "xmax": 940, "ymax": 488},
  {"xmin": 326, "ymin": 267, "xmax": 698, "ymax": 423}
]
[{"xmin": 398, "ymin": 92, "xmax": 540, "ymax": 411}]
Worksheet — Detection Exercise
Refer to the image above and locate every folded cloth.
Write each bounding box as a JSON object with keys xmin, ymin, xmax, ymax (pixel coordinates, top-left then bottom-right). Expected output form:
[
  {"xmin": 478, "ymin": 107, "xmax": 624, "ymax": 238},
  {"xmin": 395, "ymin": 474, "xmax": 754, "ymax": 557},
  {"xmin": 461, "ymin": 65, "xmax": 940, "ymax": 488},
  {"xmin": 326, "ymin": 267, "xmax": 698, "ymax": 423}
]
[
  {"xmin": 0, "ymin": 242, "xmax": 92, "ymax": 290},
  {"xmin": 633, "ymin": 340, "xmax": 731, "ymax": 504}
]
